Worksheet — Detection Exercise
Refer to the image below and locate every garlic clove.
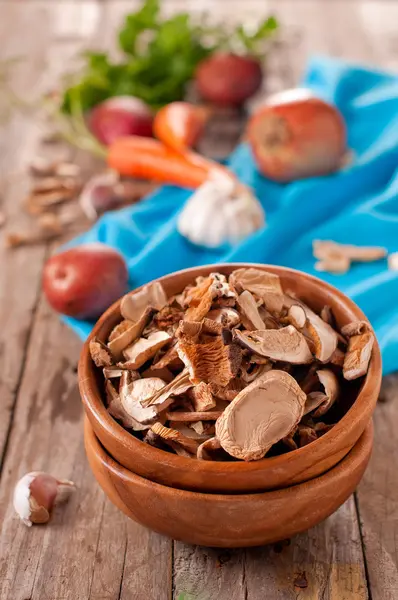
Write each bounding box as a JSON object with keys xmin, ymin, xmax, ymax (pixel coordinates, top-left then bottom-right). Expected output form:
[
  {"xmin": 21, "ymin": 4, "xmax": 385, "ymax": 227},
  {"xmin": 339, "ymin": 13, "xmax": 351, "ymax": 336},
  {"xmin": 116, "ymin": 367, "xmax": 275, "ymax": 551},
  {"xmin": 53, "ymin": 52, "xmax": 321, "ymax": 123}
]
[
  {"xmin": 79, "ymin": 170, "xmax": 120, "ymax": 220},
  {"xmin": 13, "ymin": 471, "xmax": 75, "ymax": 527},
  {"xmin": 177, "ymin": 171, "xmax": 265, "ymax": 248}
]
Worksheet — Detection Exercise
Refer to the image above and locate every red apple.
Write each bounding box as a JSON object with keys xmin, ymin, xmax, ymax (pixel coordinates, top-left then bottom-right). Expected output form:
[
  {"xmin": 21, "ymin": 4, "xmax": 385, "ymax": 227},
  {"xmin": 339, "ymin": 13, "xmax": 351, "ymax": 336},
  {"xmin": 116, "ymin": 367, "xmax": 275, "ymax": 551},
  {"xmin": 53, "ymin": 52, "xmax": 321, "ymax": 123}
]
[
  {"xmin": 43, "ymin": 243, "xmax": 128, "ymax": 319},
  {"xmin": 89, "ymin": 96, "xmax": 154, "ymax": 146},
  {"xmin": 196, "ymin": 53, "xmax": 263, "ymax": 106},
  {"xmin": 247, "ymin": 89, "xmax": 347, "ymax": 182}
]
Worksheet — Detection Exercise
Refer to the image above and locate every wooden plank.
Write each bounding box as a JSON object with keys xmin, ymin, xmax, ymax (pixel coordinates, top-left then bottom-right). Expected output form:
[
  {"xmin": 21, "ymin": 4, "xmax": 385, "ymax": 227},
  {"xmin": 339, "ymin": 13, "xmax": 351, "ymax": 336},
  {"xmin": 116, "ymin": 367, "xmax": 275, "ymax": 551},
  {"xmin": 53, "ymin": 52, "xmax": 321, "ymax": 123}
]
[
  {"xmin": 0, "ymin": 289, "xmax": 172, "ymax": 600},
  {"xmin": 356, "ymin": 375, "xmax": 398, "ymax": 600},
  {"xmin": 0, "ymin": 0, "xmax": 105, "ymax": 467},
  {"xmin": 173, "ymin": 497, "xmax": 368, "ymax": 600}
]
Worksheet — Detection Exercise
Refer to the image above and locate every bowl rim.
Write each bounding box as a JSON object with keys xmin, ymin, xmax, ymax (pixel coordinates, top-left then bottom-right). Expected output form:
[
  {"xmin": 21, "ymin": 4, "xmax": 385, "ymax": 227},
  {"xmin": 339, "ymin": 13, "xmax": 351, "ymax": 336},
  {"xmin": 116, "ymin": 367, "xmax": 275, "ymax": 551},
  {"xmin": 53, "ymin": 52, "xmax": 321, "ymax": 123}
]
[
  {"xmin": 85, "ymin": 416, "xmax": 374, "ymax": 501},
  {"xmin": 79, "ymin": 262, "xmax": 382, "ymax": 474}
]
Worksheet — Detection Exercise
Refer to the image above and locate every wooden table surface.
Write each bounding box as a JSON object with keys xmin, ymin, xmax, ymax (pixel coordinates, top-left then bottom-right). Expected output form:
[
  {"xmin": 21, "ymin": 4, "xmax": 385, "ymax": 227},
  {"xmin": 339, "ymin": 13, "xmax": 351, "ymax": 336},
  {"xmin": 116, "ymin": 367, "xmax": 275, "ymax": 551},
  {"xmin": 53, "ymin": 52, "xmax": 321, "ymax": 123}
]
[{"xmin": 0, "ymin": 1, "xmax": 398, "ymax": 599}]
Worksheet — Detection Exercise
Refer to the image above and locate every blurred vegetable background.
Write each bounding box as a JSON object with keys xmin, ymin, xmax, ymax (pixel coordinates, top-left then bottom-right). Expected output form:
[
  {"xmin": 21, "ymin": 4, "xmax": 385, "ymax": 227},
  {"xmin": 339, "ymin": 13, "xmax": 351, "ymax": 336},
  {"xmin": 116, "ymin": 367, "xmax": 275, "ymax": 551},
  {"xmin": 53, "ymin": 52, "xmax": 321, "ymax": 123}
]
[{"xmin": 62, "ymin": 0, "xmax": 278, "ymax": 112}]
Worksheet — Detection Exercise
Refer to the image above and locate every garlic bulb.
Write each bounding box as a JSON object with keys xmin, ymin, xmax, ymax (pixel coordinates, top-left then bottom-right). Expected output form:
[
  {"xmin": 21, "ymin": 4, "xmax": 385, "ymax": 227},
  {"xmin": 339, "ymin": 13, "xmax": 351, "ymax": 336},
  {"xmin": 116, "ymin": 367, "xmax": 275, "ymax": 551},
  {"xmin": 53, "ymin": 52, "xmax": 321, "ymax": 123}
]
[
  {"xmin": 177, "ymin": 171, "xmax": 265, "ymax": 248},
  {"xmin": 13, "ymin": 471, "xmax": 75, "ymax": 526}
]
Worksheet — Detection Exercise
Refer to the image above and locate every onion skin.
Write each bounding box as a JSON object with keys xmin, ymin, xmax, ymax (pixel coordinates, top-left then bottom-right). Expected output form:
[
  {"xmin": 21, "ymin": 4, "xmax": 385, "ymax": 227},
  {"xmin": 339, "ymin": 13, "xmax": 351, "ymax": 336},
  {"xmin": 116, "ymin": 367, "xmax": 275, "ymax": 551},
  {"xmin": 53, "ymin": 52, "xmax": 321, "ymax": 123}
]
[
  {"xmin": 43, "ymin": 243, "xmax": 128, "ymax": 319},
  {"xmin": 247, "ymin": 90, "xmax": 347, "ymax": 182},
  {"xmin": 196, "ymin": 53, "xmax": 263, "ymax": 106},
  {"xmin": 89, "ymin": 96, "xmax": 154, "ymax": 146}
]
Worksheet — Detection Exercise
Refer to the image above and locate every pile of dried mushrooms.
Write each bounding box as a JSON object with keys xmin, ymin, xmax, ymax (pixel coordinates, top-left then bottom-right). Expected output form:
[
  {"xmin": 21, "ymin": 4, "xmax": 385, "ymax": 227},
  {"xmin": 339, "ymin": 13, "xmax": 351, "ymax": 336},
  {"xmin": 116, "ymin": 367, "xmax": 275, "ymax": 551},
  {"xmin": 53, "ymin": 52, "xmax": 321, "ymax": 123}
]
[{"xmin": 89, "ymin": 268, "xmax": 374, "ymax": 462}]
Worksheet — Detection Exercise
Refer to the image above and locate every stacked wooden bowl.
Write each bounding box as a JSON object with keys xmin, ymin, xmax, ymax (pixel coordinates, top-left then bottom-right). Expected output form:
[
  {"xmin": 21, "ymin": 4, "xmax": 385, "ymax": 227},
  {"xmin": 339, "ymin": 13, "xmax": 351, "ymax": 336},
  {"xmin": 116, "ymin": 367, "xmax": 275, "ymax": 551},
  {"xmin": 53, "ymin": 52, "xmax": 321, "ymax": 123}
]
[{"xmin": 79, "ymin": 264, "xmax": 381, "ymax": 548}]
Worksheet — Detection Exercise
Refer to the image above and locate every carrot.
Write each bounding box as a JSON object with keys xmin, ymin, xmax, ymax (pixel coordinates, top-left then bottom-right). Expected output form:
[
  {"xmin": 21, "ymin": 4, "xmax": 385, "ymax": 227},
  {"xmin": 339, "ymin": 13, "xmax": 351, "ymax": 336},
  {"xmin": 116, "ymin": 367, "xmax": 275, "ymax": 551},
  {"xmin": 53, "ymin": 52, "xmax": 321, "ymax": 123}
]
[
  {"xmin": 107, "ymin": 136, "xmax": 210, "ymax": 188},
  {"xmin": 153, "ymin": 102, "xmax": 209, "ymax": 154}
]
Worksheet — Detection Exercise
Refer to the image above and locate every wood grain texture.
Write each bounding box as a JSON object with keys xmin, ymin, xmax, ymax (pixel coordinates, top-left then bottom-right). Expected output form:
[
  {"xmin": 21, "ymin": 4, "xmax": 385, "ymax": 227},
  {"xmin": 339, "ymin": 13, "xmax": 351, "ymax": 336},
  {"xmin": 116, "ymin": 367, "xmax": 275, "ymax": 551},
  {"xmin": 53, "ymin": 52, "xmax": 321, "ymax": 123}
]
[
  {"xmin": 0, "ymin": 0, "xmax": 396, "ymax": 599},
  {"xmin": 174, "ymin": 496, "xmax": 368, "ymax": 600},
  {"xmin": 356, "ymin": 375, "xmax": 398, "ymax": 600}
]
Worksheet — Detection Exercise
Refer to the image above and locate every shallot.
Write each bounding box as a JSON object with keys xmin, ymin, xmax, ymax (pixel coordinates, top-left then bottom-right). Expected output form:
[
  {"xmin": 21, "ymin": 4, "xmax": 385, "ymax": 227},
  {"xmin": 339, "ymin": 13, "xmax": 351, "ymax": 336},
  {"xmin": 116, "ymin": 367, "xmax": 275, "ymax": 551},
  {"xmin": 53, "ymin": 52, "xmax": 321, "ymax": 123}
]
[
  {"xmin": 89, "ymin": 96, "xmax": 153, "ymax": 146},
  {"xmin": 196, "ymin": 53, "xmax": 263, "ymax": 106}
]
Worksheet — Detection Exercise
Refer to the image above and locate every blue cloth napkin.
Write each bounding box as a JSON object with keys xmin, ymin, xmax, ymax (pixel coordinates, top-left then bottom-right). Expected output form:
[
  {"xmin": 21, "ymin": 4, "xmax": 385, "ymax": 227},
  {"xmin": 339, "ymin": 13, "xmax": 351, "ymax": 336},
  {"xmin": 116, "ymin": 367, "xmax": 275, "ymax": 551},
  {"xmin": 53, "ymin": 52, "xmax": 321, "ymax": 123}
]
[{"xmin": 64, "ymin": 56, "xmax": 398, "ymax": 375}]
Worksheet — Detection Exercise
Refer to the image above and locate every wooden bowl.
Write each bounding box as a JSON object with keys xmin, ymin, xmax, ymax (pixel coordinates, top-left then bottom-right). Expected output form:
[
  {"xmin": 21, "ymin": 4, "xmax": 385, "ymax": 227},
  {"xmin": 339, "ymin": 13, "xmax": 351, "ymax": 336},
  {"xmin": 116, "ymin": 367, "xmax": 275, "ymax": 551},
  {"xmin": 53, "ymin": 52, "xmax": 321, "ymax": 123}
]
[
  {"xmin": 79, "ymin": 264, "xmax": 381, "ymax": 493},
  {"xmin": 84, "ymin": 417, "xmax": 373, "ymax": 548}
]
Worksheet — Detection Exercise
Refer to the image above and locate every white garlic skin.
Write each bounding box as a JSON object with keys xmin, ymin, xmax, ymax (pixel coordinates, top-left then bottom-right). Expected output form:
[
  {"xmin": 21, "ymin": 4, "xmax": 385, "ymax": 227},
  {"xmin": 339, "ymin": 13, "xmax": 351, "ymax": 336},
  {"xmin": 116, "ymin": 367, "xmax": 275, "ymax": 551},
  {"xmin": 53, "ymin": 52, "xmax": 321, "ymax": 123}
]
[
  {"xmin": 177, "ymin": 171, "xmax": 265, "ymax": 248},
  {"xmin": 388, "ymin": 252, "xmax": 398, "ymax": 271},
  {"xmin": 13, "ymin": 471, "xmax": 75, "ymax": 527}
]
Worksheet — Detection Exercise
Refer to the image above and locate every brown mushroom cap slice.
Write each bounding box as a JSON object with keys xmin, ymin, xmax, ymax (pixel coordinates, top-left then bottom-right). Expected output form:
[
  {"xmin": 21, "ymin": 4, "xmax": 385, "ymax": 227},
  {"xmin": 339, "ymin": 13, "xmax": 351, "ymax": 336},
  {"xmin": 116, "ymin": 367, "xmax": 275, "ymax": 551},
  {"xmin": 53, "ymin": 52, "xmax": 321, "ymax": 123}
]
[
  {"xmin": 108, "ymin": 308, "xmax": 154, "ymax": 360},
  {"xmin": 313, "ymin": 240, "xmax": 387, "ymax": 263},
  {"xmin": 229, "ymin": 268, "xmax": 284, "ymax": 314},
  {"xmin": 189, "ymin": 382, "xmax": 216, "ymax": 411},
  {"xmin": 176, "ymin": 330, "xmax": 241, "ymax": 387},
  {"xmin": 141, "ymin": 369, "xmax": 193, "ymax": 408},
  {"xmin": 120, "ymin": 282, "xmax": 167, "ymax": 322},
  {"xmin": 151, "ymin": 422, "xmax": 200, "ymax": 456},
  {"xmin": 106, "ymin": 380, "xmax": 147, "ymax": 431},
  {"xmin": 236, "ymin": 291, "xmax": 265, "ymax": 330},
  {"xmin": 341, "ymin": 320, "xmax": 370, "ymax": 337},
  {"xmin": 304, "ymin": 391, "xmax": 328, "ymax": 415},
  {"xmin": 343, "ymin": 331, "xmax": 374, "ymax": 381},
  {"xmin": 90, "ymin": 338, "xmax": 113, "ymax": 367},
  {"xmin": 197, "ymin": 437, "xmax": 224, "ymax": 460},
  {"xmin": 287, "ymin": 305, "xmax": 307, "ymax": 329},
  {"xmin": 284, "ymin": 296, "xmax": 338, "ymax": 363},
  {"xmin": 207, "ymin": 307, "xmax": 241, "ymax": 328},
  {"xmin": 120, "ymin": 377, "xmax": 168, "ymax": 426},
  {"xmin": 215, "ymin": 370, "xmax": 307, "ymax": 461},
  {"xmin": 122, "ymin": 331, "xmax": 171, "ymax": 369},
  {"xmin": 234, "ymin": 326, "xmax": 313, "ymax": 364}
]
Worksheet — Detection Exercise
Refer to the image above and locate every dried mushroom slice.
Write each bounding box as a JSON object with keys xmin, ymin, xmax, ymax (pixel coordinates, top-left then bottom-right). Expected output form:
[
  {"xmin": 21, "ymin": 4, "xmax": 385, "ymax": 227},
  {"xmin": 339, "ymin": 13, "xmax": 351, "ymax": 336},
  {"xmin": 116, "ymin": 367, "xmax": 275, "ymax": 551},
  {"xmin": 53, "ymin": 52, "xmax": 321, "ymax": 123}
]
[
  {"xmin": 234, "ymin": 326, "xmax": 313, "ymax": 364},
  {"xmin": 184, "ymin": 274, "xmax": 227, "ymax": 322},
  {"xmin": 304, "ymin": 391, "xmax": 327, "ymax": 415},
  {"xmin": 108, "ymin": 308, "xmax": 154, "ymax": 360},
  {"xmin": 297, "ymin": 424, "xmax": 318, "ymax": 447},
  {"xmin": 329, "ymin": 348, "xmax": 345, "ymax": 367},
  {"xmin": 236, "ymin": 291, "xmax": 265, "ymax": 330},
  {"xmin": 141, "ymin": 369, "xmax": 193, "ymax": 408},
  {"xmin": 197, "ymin": 437, "xmax": 224, "ymax": 460},
  {"xmin": 141, "ymin": 365, "xmax": 174, "ymax": 383},
  {"xmin": 89, "ymin": 338, "xmax": 113, "ymax": 367},
  {"xmin": 320, "ymin": 305, "xmax": 335, "ymax": 327},
  {"xmin": 123, "ymin": 331, "xmax": 171, "ymax": 369},
  {"xmin": 207, "ymin": 308, "xmax": 240, "ymax": 328},
  {"xmin": 106, "ymin": 380, "xmax": 146, "ymax": 430},
  {"xmin": 210, "ymin": 378, "xmax": 246, "ymax": 401},
  {"xmin": 287, "ymin": 305, "xmax": 307, "ymax": 329},
  {"xmin": 240, "ymin": 361, "xmax": 272, "ymax": 384},
  {"xmin": 313, "ymin": 240, "xmax": 387, "ymax": 264},
  {"xmin": 189, "ymin": 382, "xmax": 216, "ymax": 411},
  {"xmin": 170, "ymin": 421, "xmax": 214, "ymax": 441},
  {"xmin": 315, "ymin": 256, "xmax": 351, "ymax": 274},
  {"xmin": 152, "ymin": 344, "xmax": 184, "ymax": 370},
  {"xmin": 144, "ymin": 305, "xmax": 184, "ymax": 335},
  {"xmin": 229, "ymin": 268, "xmax": 284, "ymax": 314},
  {"xmin": 103, "ymin": 366, "xmax": 124, "ymax": 379},
  {"xmin": 341, "ymin": 321, "xmax": 370, "ymax": 337},
  {"xmin": 165, "ymin": 411, "xmax": 223, "ymax": 422},
  {"xmin": 120, "ymin": 282, "xmax": 167, "ymax": 322},
  {"xmin": 216, "ymin": 370, "xmax": 307, "ymax": 461},
  {"xmin": 343, "ymin": 331, "xmax": 374, "ymax": 381},
  {"xmin": 312, "ymin": 369, "xmax": 339, "ymax": 417},
  {"xmin": 151, "ymin": 422, "xmax": 200, "ymax": 456},
  {"xmin": 108, "ymin": 319, "xmax": 134, "ymax": 342},
  {"xmin": 120, "ymin": 377, "xmax": 169, "ymax": 428},
  {"xmin": 177, "ymin": 329, "xmax": 241, "ymax": 387}
]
